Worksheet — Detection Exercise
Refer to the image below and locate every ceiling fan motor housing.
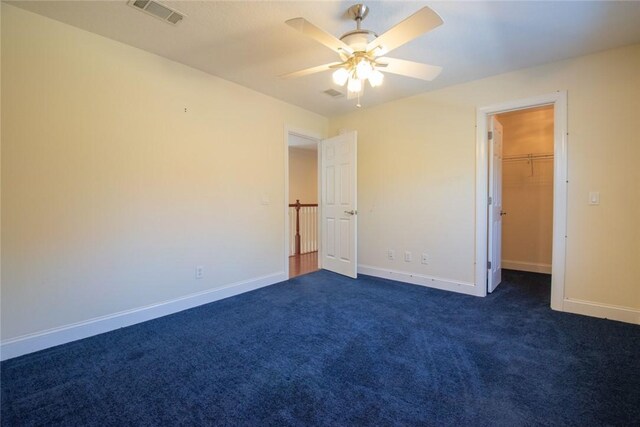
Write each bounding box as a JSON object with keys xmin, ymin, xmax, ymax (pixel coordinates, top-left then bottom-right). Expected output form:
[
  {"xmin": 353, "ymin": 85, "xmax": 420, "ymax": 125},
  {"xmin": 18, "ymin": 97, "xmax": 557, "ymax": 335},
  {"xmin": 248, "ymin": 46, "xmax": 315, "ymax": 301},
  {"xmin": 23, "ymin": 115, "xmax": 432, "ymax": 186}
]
[
  {"xmin": 343, "ymin": 4, "xmax": 376, "ymax": 52},
  {"xmin": 340, "ymin": 30, "xmax": 377, "ymax": 52}
]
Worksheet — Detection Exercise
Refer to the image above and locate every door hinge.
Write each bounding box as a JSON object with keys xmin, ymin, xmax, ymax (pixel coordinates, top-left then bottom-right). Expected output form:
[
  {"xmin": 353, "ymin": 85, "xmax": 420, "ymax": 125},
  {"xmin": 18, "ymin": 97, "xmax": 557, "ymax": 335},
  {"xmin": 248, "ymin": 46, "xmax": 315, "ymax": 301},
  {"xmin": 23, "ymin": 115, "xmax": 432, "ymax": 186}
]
[
  {"xmin": 488, "ymin": 196, "xmax": 493, "ymax": 205},
  {"xmin": 487, "ymin": 261, "xmax": 492, "ymax": 269},
  {"xmin": 488, "ymin": 131, "xmax": 493, "ymax": 140}
]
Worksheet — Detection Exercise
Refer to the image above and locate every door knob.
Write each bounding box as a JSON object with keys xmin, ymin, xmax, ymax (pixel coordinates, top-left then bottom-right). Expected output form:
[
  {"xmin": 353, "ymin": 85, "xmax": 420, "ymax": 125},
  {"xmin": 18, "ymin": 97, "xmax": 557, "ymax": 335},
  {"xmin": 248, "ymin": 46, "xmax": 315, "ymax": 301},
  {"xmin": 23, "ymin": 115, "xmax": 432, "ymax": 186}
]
[
  {"xmin": 344, "ymin": 210, "xmax": 357, "ymax": 216},
  {"xmin": 500, "ymin": 211, "xmax": 507, "ymax": 216}
]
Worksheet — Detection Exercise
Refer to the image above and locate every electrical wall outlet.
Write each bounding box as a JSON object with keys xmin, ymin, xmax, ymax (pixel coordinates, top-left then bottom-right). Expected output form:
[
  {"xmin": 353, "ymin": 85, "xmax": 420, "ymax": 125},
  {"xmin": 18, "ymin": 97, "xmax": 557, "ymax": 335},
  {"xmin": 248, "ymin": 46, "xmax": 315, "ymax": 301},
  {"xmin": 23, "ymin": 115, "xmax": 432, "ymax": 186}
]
[
  {"xmin": 387, "ymin": 249, "xmax": 395, "ymax": 261},
  {"xmin": 421, "ymin": 253, "xmax": 429, "ymax": 265},
  {"xmin": 404, "ymin": 251, "xmax": 412, "ymax": 262},
  {"xmin": 195, "ymin": 266, "xmax": 204, "ymax": 279}
]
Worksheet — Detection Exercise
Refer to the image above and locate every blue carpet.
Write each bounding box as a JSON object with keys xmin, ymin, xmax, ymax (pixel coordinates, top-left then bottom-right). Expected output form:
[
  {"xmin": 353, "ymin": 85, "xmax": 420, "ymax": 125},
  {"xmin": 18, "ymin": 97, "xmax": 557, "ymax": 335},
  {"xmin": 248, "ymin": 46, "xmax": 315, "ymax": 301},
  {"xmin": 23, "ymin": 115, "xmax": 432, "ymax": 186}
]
[{"xmin": 2, "ymin": 270, "xmax": 639, "ymax": 426}]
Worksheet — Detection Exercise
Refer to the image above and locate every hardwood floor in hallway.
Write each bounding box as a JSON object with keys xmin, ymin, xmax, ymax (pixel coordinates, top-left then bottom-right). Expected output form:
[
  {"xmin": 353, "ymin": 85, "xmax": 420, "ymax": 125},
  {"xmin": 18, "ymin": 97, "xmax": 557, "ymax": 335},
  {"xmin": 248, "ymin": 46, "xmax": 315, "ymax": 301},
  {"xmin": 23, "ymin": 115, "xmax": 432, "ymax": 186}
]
[{"xmin": 289, "ymin": 251, "xmax": 318, "ymax": 279}]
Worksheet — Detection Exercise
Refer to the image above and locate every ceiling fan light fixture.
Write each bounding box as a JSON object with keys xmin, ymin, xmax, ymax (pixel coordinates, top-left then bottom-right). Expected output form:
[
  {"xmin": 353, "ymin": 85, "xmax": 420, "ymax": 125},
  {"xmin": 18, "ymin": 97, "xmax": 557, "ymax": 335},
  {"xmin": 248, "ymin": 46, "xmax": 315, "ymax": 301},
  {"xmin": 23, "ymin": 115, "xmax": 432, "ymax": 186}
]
[
  {"xmin": 369, "ymin": 69, "xmax": 384, "ymax": 87},
  {"xmin": 283, "ymin": 4, "xmax": 444, "ymax": 106},
  {"xmin": 332, "ymin": 68, "xmax": 350, "ymax": 86}
]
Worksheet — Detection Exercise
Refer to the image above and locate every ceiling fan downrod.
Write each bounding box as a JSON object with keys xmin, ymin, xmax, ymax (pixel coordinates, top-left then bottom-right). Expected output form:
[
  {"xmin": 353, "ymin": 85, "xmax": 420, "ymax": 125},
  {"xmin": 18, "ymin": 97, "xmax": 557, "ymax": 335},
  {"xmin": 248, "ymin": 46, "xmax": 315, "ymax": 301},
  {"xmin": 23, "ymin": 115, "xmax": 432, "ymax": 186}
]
[{"xmin": 348, "ymin": 4, "xmax": 369, "ymax": 30}]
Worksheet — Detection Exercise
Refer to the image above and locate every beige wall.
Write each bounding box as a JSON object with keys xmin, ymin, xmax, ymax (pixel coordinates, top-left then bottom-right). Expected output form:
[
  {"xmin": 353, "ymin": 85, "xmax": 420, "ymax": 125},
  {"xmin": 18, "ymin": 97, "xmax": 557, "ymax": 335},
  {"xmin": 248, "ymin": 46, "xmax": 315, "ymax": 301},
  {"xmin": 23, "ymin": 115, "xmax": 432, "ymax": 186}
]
[
  {"xmin": 1, "ymin": 5, "xmax": 327, "ymax": 340},
  {"xmin": 2, "ymin": 4, "xmax": 639, "ymax": 344},
  {"xmin": 498, "ymin": 107, "xmax": 554, "ymax": 272},
  {"xmin": 330, "ymin": 43, "xmax": 640, "ymax": 312},
  {"xmin": 288, "ymin": 147, "xmax": 317, "ymax": 204}
]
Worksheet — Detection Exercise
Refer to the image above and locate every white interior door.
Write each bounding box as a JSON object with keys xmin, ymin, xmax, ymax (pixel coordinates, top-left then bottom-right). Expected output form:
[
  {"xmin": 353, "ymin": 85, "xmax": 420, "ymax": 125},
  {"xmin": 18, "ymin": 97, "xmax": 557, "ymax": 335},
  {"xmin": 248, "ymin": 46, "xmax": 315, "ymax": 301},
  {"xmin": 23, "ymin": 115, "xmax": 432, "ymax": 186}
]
[
  {"xmin": 321, "ymin": 131, "xmax": 357, "ymax": 278},
  {"xmin": 488, "ymin": 116, "xmax": 504, "ymax": 292}
]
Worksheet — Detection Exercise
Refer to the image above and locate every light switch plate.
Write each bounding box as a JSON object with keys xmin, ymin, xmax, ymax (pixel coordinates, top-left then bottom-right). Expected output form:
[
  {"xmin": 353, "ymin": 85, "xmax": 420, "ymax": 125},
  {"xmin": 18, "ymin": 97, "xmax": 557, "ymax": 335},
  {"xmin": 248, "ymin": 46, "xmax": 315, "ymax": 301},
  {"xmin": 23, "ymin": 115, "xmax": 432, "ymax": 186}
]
[{"xmin": 588, "ymin": 191, "xmax": 600, "ymax": 205}]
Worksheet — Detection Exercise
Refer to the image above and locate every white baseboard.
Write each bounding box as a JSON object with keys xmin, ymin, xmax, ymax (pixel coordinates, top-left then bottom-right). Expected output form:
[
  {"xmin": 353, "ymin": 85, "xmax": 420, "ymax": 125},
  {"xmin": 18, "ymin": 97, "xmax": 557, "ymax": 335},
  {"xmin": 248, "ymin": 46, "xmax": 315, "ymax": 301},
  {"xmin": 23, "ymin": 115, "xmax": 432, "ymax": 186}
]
[
  {"xmin": 358, "ymin": 265, "xmax": 479, "ymax": 296},
  {"xmin": 502, "ymin": 260, "xmax": 552, "ymax": 274},
  {"xmin": 0, "ymin": 272, "xmax": 287, "ymax": 361},
  {"xmin": 562, "ymin": 298, "xmax": 640, "ymax": 325}
]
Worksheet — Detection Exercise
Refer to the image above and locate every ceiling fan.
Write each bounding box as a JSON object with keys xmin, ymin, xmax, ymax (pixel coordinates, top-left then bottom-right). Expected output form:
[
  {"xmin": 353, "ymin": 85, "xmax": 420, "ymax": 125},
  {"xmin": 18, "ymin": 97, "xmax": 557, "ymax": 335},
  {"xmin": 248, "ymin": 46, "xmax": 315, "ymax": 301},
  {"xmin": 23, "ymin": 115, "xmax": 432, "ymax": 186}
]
[{"xmin": 282, "ymin": 3, "xmax": 443, "ymax": 106}]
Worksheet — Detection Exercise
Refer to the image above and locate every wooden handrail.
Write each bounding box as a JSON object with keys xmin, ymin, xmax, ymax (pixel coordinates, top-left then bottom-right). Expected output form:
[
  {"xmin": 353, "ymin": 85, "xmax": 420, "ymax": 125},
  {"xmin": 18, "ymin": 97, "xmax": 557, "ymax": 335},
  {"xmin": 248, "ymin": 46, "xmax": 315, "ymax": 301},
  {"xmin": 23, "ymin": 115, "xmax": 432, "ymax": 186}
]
[
  {"xmin": 288, "ymin": 201, "xmax": 318, "ymax": 208},
  {"xmin": 289, "ymin": 199, "xmax": 318, "ymax": 255}
]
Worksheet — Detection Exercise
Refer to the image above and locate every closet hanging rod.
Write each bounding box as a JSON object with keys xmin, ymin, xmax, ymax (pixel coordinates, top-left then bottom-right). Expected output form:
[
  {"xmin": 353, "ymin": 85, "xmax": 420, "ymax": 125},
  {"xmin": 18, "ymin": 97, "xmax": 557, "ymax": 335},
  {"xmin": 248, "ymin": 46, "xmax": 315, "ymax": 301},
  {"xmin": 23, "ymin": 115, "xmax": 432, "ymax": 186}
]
[{"xmin": 503, "ymin": 153, "xmax": 554, "ymax": 162}]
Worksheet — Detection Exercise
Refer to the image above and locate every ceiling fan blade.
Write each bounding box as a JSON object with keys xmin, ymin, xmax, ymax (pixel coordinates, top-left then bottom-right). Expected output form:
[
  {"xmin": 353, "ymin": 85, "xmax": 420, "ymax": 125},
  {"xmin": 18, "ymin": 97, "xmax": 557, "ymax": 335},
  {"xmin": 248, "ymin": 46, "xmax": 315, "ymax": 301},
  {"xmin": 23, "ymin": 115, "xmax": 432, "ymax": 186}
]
[
  {"xmin": 377, "ymin": 57, "xmax": 442, "ymax": 81},
  {"xmin": 366, "ymin": 7, "xmax": 443, "ymax": 56},
  {"xmin": 286, "ymin": 18, "xmax": 353, "ymax": 56},
  {"xmin": 280, "ymin": 62, "xmax": 342, "ymax": 79}
]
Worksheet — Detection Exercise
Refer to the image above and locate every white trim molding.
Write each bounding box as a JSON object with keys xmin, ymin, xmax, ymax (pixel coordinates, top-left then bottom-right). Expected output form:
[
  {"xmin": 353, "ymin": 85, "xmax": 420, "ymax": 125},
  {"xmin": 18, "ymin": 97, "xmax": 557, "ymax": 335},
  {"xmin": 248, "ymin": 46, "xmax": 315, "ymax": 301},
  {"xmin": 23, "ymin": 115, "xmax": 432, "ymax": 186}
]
[
  {"xmin": 475, "ymin": 91, "xmax": 568, "ymax": 310},
  {"xmin": 563, "ymin": 298, "xmax": 640, "ymax": 325},
  {"xmin": 0, "ymin": 272, "xmax": 286, "ymax": 361},
  {"xmin": 502, "ymin": 260, "xmax": 552, "ymax": 274},
  {"xmin": 358, "ymin": 265, "xmax": 477, "ymax": 296}
]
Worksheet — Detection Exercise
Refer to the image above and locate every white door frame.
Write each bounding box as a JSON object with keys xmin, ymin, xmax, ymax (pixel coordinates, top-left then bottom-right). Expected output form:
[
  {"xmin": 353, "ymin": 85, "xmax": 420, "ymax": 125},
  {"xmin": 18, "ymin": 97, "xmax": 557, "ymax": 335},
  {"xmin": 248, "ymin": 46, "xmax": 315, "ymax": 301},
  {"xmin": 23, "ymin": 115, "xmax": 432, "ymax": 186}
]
[
  {"xmin": 475, "ymin": 91, "xmax": 568, "ymax": 311},
  {"xmin": 284, "ymin": 125, "xmax": 322, "ymax": 278}
]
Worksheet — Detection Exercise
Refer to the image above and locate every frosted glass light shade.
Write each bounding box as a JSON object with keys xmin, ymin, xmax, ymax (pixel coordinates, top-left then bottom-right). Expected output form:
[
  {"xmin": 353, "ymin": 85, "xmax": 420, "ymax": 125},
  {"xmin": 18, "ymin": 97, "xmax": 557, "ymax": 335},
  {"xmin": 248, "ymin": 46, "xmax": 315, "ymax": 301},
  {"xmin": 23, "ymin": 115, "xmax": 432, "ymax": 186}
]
[
  {"xmin": 355, "ymin": 59, "xmax": 373, "ymax": 80},
  {"xmin": 369, "ymin": 70, "xmax": 384, "ymax": 87},
  {"xmin": 332, "ymin": 68, "xmax": 349, "ymax": 86},
  {"xmin": 347, "ymin": 77, "xmax": 362, "ymax": 93}
]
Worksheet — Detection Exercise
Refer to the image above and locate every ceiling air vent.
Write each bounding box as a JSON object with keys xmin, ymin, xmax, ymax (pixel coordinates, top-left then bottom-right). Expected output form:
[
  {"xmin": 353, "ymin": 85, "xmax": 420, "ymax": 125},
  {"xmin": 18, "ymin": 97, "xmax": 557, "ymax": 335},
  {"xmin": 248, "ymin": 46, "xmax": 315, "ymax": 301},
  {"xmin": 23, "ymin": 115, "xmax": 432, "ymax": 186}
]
[
  {"xmin": 324, "ymin": 89, "xmax": 344, "ymax": 98},
  {"xmin": 128, "ymin": 0, "xmax": 185, "ymax": 25}
]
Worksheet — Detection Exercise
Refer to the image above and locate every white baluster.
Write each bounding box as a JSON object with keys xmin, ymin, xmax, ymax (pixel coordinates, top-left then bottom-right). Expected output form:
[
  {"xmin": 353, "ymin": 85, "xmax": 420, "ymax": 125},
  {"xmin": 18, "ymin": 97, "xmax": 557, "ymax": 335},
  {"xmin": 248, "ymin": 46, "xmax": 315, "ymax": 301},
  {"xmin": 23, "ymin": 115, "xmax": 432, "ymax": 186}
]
[
  {"xmin": 303, "ymin": 207, "xmax": 308, "ymax": 254},
  {"xmin": 290, "ymin": 207, "xmax": 295, "ymax": 256},
  {"xmin": 312, "ymin": 207, "xmax": 317, "ymax": 252}
]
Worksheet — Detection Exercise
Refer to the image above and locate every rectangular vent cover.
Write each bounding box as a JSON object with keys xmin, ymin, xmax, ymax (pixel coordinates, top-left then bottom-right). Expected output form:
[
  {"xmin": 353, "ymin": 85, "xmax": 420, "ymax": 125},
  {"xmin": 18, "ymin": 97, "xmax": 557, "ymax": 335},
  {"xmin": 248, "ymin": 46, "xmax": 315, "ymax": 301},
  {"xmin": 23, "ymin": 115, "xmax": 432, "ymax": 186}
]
[
  {"xmin": 129, "ymin": 0, "xmax": 185, "ymax": 25},
  {"xmin": 324, "ymin": 89, "xmax": 344, "ymax": 98}
]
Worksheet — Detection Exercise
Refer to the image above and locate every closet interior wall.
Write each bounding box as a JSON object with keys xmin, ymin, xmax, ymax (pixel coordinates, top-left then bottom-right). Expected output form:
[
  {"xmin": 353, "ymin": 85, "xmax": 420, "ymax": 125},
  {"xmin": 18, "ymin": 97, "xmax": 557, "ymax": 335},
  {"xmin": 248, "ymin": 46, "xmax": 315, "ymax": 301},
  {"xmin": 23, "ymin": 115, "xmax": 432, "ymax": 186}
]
[{"xmin": 497, "ymin": 106, "xmax": 555, "ymax": 274}]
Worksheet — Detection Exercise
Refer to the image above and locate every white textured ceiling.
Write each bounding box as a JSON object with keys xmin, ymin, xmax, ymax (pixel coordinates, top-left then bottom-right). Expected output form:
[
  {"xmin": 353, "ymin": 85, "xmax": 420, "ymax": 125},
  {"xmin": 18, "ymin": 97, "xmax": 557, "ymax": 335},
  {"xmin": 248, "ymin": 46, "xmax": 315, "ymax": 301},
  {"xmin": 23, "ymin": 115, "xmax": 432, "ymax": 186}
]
[{"xmin": 8, "ymin": 1, "xmax": 640, "ymax": 117}]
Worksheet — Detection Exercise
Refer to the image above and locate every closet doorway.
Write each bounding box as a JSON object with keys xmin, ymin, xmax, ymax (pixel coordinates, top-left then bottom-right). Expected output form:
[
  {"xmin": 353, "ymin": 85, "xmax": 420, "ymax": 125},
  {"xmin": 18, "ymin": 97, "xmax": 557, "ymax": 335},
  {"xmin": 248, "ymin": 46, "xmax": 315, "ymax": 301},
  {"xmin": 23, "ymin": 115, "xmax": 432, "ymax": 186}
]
[
  {"xmin": 475, "ymin": 92, "xmax": 568, "ymax": 311},
  {"xmin": 497, "ymin": 106, "xmax": 555, "ymax": 277},
  {"xmin": 487, "ymin": 106, "xmax": 555, "ymax": 293}
]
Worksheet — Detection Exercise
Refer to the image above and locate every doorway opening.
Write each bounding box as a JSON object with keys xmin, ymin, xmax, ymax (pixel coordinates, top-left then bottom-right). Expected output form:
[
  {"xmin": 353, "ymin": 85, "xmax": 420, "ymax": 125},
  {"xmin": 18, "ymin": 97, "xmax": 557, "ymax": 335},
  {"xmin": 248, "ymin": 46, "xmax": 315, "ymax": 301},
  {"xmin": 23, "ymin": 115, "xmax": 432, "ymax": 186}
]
[
  {"xmin": 498, "ymin": 106, "xmax": 555, "ymax": 275},
  {"xmin": 284, "ymin": 129, "xmax": 359, "ymax": 280},
  {"xmin": 489, "ymin": 105, "xmax": 555, "ymax": 298},
  {"xmin": 476, "ymin": 92, "xmax": 567, "ymax": 311},
  {"xmin": 286, "ymin": 131, "xmax": 320, "ymax": 279}
]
